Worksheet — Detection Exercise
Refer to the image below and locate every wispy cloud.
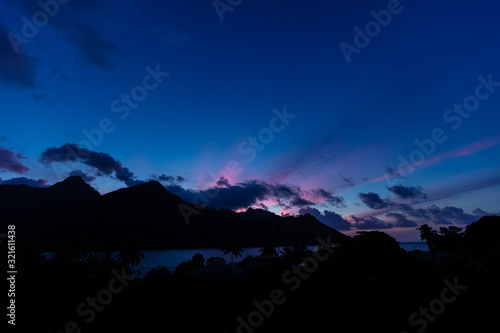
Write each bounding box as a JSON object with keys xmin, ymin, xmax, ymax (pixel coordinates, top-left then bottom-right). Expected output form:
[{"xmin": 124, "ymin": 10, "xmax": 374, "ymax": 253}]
[
  {"xmin": 5, "ymin": 0, "xmax": 121, "ymax": 71},
  {"xmin": 0, "ymin": 23, "xmax": 37, "ymax": 88},
  {"xmin": 382, "ymin": 135, "xmax": 500, "ymax": 183}
]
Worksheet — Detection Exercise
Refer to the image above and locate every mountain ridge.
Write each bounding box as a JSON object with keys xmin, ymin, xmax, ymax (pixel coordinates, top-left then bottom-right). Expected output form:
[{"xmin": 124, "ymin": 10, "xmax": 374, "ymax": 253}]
[{"xmin": 0, "ymin": 177, "xmax": 348, "ymax": 250}]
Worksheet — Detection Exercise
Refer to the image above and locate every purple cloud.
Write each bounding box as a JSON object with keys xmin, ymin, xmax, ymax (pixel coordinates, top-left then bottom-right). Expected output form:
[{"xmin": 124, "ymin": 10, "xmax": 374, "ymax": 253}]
[
  {"xmin": 358, "ymin": 192, "xmax": 392, "ymax": 209},
  {"xmin": 395, "ymin": 203, "xmax": 484, "ymax": 225},
  {"xmin": 0, "ymin": 147, "xmax": 29, "ymax": 174},
  {"xmin": 350, "ymin": 215, "xmax": 393, "ymax": 230},
  {"xmin": 165, "ymin": 179, "xmax": 318, "ymax": 211},
  {"xmin": 40, "ymin": 143, "xmax": 142, "ymax": 187},
  {"xmin": 298, "ymin": 207, "xmax": 352, "ymax": 230},
  {"xmin": 0, "ymin": 177, "xmax": 47, "ymax": 187},
  {"xmin": 385, "ymin": 212, "xmax": 417, "ymax": 227},
  {"xmin": 388, "ymin": 184, "xmax": 427, "ymax": 199},
  {"xmin": 310, "ymin": 188, "xmax": 346, "ymax": 208}
]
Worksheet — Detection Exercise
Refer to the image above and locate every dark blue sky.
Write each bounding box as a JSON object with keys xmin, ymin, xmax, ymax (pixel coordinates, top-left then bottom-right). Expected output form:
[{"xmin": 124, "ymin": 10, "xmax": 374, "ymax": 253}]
[{"xmin": 1, "ymin": 0, "xmax": 499, "ymax": 240}]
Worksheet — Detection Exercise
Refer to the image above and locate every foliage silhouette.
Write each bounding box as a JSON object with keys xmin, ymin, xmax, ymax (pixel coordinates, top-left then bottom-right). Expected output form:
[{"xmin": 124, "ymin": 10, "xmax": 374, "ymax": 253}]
[
  {"xmin": 116, "ymin": 234, "xmax": 145, "ymax": 271},
  {"xmin": 174, "ymin": 253, "xmax": 206, "ymax": 277},
  {"xmin": 221, "ymin": 238, "xmax": 243, "ymax": 263},
  {"xmin": 206, "ymin": 256, "xmax": 226, "ymax": 265},
  {"xmin": 3, "ymin": 198, "xmax": 498, "ymax": 333},
  {"xmin": 259, "ymin": 242, "xmax": 278, "ymax": 258}
]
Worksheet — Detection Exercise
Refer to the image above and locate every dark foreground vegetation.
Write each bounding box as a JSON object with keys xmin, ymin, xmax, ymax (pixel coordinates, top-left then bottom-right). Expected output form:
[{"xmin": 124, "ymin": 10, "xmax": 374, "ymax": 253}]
[{"xmin": 6, "ymin": 216, "xmax": 500, "ymax": 332}]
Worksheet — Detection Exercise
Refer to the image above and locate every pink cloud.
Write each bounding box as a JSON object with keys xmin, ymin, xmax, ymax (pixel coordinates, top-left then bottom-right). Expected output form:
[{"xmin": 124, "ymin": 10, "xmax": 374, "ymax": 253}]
[
  {"xmin": 421, "ymin": 135, "xmax": 500, "ymax": 169},
  {"xmin": 0, "ymin": 147, "xmax": 29, "ymax": 174},
  {"xmin": 369, "ymin": 135, "xmax": 500, "ymax": 185}
]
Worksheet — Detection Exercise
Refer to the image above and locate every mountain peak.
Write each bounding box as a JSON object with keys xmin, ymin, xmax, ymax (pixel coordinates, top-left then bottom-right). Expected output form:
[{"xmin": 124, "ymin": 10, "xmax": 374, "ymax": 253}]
[
  {"xmin": 60, "ymin": 175, "xmax": 87, "ymax": 185},
  {"xmin": 49, "ymin": 176, "xmax": 101, "ymax": 201},
  {"xmin": 101, "ymin": 179, "xmax": 184, "ymax": 205},
  {"xmin": 51, "ymin": 176, "xmax": 95, "ymax": 190},
  {"xmin": 239, "ymin": 207, "xmax": 278, "ymax": 219},
  {"xmin": 128, "ymin": 180, "xmax": 169, "ymax": 194},
  {"xmin": 143, "ymin": 179, "xmax": 165, "ymax": 188}
]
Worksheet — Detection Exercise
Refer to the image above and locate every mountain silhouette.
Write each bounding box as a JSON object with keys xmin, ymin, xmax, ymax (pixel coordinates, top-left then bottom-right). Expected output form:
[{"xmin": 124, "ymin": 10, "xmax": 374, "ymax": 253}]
[
  {"xmin": 0, "ymin": 177, "xmax": 347, "ymax": 250},
  {"xmin": 0, "ymin": 175, "xmax": 100, "ymax": 206},
  {"xmin": 44, "ymin": 175, "xmax": 101, "ymax": 203}
]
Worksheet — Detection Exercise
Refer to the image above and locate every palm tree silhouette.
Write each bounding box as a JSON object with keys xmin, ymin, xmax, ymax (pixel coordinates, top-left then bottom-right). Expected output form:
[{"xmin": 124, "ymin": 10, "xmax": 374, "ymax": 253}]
[
  {"xmin": 417, "ymin": 224, "xmax": 440, "ymax": 282},
  {"xmin": 280, "ymin": 244, "xmax": 310, "ymax": 264},
  {"xmin": 221, "ymin": 238, "xmax": 243, "ymax": 263},
  {"xmin": 259, "ymin": 243, "xmax": 278, "ymax": 258},
  {"xmin": 272, "ymin": 224, "xmax": 286, "ymax": 254},
  {"xmin": 117, "ymin": 234, "xmax": 145, "ymax": 269}
]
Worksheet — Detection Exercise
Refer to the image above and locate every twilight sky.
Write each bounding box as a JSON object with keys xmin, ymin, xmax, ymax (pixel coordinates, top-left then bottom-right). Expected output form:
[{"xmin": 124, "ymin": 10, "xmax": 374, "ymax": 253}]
[{"xmin": 1, "ymin": 0, "xmax": 499, "ymax": 241}]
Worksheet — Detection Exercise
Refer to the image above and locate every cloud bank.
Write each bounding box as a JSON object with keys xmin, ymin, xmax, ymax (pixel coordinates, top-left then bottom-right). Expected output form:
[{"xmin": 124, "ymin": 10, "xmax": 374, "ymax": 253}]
[
  {"xmin": 156, "ymin": 176, "xmax": 343, "ymax": 213},
  {"xmin": 0, "ymin": 23, "xmax": 37, "ymax": 88},
  {"xmin": 39, "ymin": 143, "xmax": 143, "ymax": 187},
  {"xmin": 388, "ymin": 184, "xmax": 427, "ymax": 199},
  {"xmin": 358, "ymin": 192, "xmax": 392, "ymax": 209},
  {"xmin": 0, "ymin": 177, "xmax": 48, "ymax": 187}
]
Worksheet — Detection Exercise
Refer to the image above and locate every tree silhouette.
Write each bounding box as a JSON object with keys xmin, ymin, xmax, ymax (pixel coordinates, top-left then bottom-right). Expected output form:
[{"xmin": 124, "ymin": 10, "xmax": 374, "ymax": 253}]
[
  {"xmin": 174, "ymin": 253, "xmax": 205, "ymax": 277},
  {"xmin": 259, "ymin": 242, "xmax": 278, "ymax": 258},
  {"xmin": 272, "ymin": 224, "xmax": 287, "ymax": 254},
  {"xmin": 280, "ymin": 244, "xmax": 311, "ymax": 264},
  {"xmin": 417, "ymin": 224, "xmax": 440, "ymax": 281},
  {"xmin": 143, "ymin": 265, "xmax": 172, "ymax": 282},
  {"xmin": 464, "ymin": 216, "xmax": 500, "ymax": 276},
  {"xmin": 206, "ymin": 256, "xmax": 226, "ymax": 265},
  {"xmin": 192, "ymin": 253, "xmax": 205, "ymax": 266},
  {"xmin": 280, "ymin": 246, "xmax": 294, "ymax": 260},
  {"xmin": 417, "ymin": 224, "xmax": 438, "ymax": 249},
  {"xmin": 438, "ymin": 226, "xmax": 464, "ymax": 252},
  {"xmin": 116, "ymin": 235, "xmax": 145, "ymax": 269},
  {"xmin": 221, "ymin": 238, "xmax": 243, "ymax": 263}
]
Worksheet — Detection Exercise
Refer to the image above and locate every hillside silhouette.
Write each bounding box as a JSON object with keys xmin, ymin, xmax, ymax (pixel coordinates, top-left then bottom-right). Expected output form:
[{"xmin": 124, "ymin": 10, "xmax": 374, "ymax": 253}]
[
  {"xmin": 5, "ymin": 212, "xmax": 499, "ymax": 332},
  {"xmin": 0, "ymin": 176, "xmax": 346, "ymax": 250},
  {"xmin": 2, "ymin": 177, "xmax": 499, "ymax": 333}
]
